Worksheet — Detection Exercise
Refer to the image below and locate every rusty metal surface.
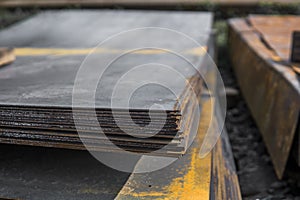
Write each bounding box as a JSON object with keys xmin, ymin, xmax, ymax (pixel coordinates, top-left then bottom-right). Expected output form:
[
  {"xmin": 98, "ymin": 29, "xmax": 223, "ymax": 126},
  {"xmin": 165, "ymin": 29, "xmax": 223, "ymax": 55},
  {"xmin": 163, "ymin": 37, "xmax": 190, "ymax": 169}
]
[
  {"xmin": 248, "ymin": 15, "xmax": 300, "ymax": 62},
  {"xmin": 247, "ymin": 15, "xmax": 300, "ymax": 76},
  {"xmin": 229, "ymin": 17, "xmax": 300, "ymax": 179}
]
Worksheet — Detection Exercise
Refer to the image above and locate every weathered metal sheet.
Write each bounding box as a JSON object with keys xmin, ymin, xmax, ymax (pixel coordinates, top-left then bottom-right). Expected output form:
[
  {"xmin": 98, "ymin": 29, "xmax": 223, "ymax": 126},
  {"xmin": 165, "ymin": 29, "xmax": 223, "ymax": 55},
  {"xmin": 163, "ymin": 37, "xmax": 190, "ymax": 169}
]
[
  {"xmin": 0, "ymin": 10, "xmax": 213, "ymax": 155},
  {"xmin": 229, "ymin": 17, "xmax": 300, "ymax": 179}
]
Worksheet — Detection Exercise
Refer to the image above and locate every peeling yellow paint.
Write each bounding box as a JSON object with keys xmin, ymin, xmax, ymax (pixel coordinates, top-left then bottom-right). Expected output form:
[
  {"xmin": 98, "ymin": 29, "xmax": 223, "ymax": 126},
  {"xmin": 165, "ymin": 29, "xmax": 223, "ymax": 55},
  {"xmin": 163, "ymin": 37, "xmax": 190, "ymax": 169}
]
[{"xmin": 165, "ymin": 149, "xmax": 211, "ymax": 200}]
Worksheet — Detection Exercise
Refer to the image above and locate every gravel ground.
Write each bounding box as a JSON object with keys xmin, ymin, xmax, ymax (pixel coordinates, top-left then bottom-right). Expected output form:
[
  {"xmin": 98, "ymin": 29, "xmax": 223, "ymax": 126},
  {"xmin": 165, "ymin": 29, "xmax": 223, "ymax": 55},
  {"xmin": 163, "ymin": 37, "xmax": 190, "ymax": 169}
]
[{"xmin": 217, "ymin": 23, "xmax": 300, "ymax": 198}]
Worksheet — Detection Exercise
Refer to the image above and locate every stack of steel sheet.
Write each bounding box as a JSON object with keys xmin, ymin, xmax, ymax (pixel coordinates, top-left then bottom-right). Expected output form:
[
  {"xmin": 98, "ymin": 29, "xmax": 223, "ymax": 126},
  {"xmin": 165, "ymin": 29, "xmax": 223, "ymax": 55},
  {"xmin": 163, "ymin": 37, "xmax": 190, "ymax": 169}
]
[{"xmin": 0, "ymin": 10, "xmax": 213, "ymax": 156}]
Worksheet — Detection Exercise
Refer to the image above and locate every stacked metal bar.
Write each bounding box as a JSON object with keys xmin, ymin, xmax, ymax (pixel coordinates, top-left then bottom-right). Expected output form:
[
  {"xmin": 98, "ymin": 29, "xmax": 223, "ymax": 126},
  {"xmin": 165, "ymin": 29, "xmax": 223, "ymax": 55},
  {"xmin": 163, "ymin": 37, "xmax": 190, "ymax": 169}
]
[{"xmin": 0, "ymin": 10, "xmax": 213, "ymax": 156}]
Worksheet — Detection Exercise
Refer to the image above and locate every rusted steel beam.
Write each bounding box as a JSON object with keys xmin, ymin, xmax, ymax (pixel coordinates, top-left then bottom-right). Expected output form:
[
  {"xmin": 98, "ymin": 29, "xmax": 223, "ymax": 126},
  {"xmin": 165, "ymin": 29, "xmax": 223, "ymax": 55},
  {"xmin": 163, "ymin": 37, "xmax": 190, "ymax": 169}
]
[{"xmin": 228, "ymin": 16, "xmax": 300, "ymax": 179}]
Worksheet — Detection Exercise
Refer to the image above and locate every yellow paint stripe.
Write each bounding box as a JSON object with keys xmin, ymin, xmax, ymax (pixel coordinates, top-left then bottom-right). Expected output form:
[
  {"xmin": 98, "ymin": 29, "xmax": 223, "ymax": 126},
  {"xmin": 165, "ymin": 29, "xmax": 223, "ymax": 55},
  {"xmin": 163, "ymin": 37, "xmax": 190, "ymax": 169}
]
[
  {"xmin": 14, "ymin": 48, "xmax": 111, "ymax": 56},
  {"xmin": 14, "ymin": 47, "xmax": 207, "ymax": 57}
]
